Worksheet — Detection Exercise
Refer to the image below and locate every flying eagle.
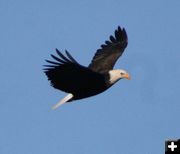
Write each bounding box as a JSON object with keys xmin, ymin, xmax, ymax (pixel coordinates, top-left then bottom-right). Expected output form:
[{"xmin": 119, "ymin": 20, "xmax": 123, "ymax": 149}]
[{"xmin": 44, "ymin": 26, "xmax": 130, "ymax": 109}]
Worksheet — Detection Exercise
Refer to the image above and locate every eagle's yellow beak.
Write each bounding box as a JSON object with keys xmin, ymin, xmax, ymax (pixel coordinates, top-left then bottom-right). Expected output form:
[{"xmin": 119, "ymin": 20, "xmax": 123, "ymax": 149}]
[{"xmin": 123, "ymin": 73, "xmax": 131, "ymax": 80}]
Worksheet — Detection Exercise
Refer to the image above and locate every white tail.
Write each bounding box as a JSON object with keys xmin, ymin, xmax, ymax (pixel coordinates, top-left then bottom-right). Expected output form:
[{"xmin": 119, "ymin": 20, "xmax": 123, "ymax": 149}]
[{"xmin": 52, "ymin": 93, "xmax": 73, "ymax": 110}]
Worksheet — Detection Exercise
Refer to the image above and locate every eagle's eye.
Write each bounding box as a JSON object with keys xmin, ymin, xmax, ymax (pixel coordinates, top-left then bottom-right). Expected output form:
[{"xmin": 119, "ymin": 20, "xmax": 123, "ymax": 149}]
[{"xmin": 120, "ymin": 72, "xmax": 124, "ymax": 75}]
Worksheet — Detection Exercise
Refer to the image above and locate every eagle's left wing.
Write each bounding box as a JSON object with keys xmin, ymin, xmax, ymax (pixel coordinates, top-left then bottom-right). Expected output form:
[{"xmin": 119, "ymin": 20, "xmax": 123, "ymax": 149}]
[{"xmin": 88, "ymin": 26, "xmax": 128, "ymax": 73}]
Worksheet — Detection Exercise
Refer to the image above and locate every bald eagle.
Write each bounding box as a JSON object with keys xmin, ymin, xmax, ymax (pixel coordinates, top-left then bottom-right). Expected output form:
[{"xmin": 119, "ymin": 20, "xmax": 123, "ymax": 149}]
[{"xmin": 44, "ymin": 26, "xmax": 130, "ymax": 109}]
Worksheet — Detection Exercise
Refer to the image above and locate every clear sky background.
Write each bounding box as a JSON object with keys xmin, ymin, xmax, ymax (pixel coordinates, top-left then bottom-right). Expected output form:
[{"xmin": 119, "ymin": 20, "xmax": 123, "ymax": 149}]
[{"xmin": 0, "ymin": 0, "xmax": 180, "ymax": 154}]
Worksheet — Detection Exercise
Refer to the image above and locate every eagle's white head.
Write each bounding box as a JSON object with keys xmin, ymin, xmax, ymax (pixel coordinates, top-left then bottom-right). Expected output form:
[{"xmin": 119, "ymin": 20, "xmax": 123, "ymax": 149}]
[{"xmin": 108, "ymin": 69, "xmax": 131, "ymax": 84}]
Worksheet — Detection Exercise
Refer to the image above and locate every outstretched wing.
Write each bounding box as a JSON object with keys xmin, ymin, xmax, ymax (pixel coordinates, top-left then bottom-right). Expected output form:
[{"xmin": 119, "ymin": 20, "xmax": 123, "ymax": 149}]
[
  {"xmin": 88, "ymin": 26, "xmax": 128, "ymax": 73},
  {"xmin": 44, "ymin": 49, "xmax": 95, "ymax": 93}
]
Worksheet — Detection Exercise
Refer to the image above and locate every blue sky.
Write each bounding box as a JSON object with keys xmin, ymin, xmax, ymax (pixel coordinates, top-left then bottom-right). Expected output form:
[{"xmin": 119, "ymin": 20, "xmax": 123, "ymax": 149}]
[{"xmin": 0, "ymin": 0, "xmax": 180, "ymax": 153}]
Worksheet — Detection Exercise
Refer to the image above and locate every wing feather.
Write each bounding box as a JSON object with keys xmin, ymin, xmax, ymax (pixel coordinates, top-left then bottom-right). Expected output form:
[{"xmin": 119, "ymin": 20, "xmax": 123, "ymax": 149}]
[
  {"xmin": 51, "ymin": 54, "xmax": 66, "ymax": 63},
  {"xmin": 65, "ymin": 50, "xmax": 79, "ymax": 64},
  {"xmin": 56, "ymin": 48, "xmax": 72, "ymax": 63},
  {"xmin": 110, "ymin": 35, "xmax": 116, "ymax": 43},
  {"xmin": 45, "ymin": 60, "xmax": 60, "ymax": 65}
]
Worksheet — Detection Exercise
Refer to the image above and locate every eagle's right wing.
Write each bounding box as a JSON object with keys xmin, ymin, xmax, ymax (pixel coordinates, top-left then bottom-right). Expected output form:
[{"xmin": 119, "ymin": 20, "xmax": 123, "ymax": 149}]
[{"xmin": 44, "ymin": 49, "xmax": 95, "ymax": 93}]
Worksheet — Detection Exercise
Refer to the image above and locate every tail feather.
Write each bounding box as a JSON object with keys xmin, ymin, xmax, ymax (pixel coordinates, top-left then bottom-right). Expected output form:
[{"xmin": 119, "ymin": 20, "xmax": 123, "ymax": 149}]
[{"xmin": 52, "ymin": 93, "xmax": 73, "ymax": 110}]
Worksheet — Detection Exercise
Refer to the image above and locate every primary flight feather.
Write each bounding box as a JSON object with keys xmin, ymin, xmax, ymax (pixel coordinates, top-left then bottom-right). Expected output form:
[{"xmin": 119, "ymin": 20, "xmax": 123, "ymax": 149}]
[{"xmin": 44, "ymin": 26, "xmax": 130, "ymax": 109}]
